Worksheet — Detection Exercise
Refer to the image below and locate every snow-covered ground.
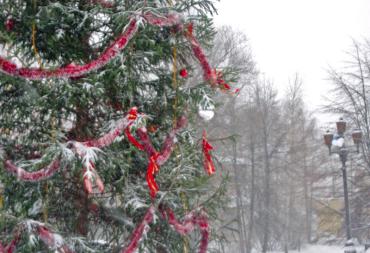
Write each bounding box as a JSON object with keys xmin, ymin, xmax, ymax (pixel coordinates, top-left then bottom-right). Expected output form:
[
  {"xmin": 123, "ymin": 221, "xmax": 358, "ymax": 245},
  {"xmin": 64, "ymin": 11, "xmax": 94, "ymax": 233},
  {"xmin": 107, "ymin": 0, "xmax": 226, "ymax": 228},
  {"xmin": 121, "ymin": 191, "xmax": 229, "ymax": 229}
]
[{"xmin": 269, "ymin": 244, "xmax": 365, "ymax": 253}]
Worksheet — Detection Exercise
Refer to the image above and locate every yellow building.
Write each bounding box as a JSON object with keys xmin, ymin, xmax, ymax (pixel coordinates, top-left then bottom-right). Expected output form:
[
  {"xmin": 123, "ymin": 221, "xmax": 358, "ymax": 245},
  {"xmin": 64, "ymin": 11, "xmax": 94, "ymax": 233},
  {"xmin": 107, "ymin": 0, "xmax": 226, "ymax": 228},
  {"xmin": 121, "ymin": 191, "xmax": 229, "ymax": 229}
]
[{"xmin": 314, "ymin": 198, "xmax": 344, "ymax": 236}]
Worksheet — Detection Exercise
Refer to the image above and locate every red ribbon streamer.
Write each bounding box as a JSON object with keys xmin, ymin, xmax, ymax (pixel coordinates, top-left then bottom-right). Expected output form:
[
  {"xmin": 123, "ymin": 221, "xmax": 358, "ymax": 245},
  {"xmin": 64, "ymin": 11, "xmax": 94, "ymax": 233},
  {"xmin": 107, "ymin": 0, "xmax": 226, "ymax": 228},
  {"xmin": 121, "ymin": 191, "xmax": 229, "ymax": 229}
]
[
  {"xmin": 133, "ymin": 116, "xmax": 187, "ymax": 198},
  {"xmin": 202, "ymin": 131, "xmax": 216, "ymax": 175},
  {"xmin": 124, "ymin": 128, "xmax": 145, "ymax": 151},
  {"xmin": 146, "ymin": 154, "xmax": 160, "ymax": 198}
]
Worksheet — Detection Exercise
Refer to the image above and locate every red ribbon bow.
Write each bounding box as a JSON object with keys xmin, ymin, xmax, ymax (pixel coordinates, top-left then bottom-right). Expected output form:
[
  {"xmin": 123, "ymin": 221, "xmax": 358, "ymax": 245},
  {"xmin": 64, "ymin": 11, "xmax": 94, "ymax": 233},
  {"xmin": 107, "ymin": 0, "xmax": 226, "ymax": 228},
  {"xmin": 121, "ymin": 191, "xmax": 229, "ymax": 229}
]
[
  {"xmin": 146, "ymin": 154, "xmax": 160, "ymax": 198},
  {"xmin": 202, "ymin": 131, "xmax": 215, "ymax": 175}
]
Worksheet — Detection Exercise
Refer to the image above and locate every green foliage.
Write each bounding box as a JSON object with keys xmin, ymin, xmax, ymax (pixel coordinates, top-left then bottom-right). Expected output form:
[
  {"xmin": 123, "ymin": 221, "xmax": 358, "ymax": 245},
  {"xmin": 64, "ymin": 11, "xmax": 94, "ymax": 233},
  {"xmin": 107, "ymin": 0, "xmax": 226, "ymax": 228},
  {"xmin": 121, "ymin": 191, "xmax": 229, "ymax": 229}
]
[{"xmin": 0, "ymin": 0, "xmax": 232, "ymax": 252}]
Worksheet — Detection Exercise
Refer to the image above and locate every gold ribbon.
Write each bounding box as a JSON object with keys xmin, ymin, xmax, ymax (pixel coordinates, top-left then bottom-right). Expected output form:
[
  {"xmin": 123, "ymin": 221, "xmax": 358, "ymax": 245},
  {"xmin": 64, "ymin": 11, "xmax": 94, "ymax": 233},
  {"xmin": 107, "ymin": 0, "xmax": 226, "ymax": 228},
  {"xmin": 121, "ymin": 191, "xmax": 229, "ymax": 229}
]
[
  {"xmin": 32, "ymin": 0, "xmax": 43, "ymax": 68},
  {"xmin": 172, "ymin": 41, "xmax": 189, "ymax": 253},
  {"xmin": 43, "ymin": 116, "xmax": 57, "ymax": 222}
]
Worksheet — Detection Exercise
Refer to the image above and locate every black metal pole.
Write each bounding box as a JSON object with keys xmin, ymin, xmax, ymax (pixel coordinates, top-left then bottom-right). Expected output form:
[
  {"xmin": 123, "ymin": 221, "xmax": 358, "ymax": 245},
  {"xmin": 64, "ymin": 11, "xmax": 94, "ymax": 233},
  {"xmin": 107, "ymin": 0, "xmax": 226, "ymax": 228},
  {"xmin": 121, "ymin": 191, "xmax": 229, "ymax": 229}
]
[{"xmin": 341, "ymin": 161, "xmax": 352, "ymax": 240}]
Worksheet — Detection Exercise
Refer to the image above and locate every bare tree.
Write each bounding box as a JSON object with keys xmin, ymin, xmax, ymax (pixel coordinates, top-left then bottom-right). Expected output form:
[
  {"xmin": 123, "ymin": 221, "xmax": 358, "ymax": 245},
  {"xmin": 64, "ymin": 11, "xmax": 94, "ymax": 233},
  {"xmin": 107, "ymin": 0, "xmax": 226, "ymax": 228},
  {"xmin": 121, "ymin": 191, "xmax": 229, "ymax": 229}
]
[{"xmin": 324, "ymin": 39, "xmax": 370, "ymax": 241}]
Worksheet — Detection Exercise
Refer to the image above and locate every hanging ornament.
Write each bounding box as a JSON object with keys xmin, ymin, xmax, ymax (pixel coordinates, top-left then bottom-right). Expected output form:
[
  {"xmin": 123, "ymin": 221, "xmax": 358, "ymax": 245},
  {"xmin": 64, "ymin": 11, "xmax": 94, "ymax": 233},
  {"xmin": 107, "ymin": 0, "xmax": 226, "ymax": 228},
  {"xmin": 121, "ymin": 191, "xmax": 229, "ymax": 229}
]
[
  {"xmin": 202, "ymin": 131, "xmax": 216, "ymax": 175},
  {"xmin": 198, "ymin": 110, "xmax": 214, "ymax": 121},
  {"xmin": 179, "ymin": 68, "xmax": 188, "ymax": 78},
  {"xmin": 198, "ymin": 98, "xmax": 215, "ymax": 121},
  {"xmin": 5, "ymin": 17, "xmax": 14, "ymax": 32}
]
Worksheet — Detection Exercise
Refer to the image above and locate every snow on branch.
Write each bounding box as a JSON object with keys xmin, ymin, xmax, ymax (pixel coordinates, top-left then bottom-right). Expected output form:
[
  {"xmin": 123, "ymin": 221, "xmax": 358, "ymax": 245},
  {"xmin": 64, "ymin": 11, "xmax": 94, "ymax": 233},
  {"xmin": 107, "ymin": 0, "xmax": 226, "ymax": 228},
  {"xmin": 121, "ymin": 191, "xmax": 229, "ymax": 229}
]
[
  {"xmin": 0, "ymin": 220, "xmax": 75, "ymax": 253},
  {"xmin": 2, "ymin": 107, "xmax": 140, "ymax": 195}
]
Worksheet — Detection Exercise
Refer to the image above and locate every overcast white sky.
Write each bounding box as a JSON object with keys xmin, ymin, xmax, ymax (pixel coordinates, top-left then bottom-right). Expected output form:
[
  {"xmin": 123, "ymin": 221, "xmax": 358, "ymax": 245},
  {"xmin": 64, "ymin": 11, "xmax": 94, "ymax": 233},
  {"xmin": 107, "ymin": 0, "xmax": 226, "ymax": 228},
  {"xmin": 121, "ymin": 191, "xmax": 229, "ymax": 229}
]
[{"xmin": 214, "ymin": 0, "xmax": 370, "ymax": 122}]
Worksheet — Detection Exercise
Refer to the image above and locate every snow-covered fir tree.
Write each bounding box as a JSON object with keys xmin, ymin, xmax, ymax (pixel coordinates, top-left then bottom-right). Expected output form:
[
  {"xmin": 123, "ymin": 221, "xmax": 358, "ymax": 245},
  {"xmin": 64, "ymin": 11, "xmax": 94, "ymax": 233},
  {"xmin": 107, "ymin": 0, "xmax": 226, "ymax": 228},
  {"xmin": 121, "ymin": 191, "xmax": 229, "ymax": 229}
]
[{"xmin": 0, "ymin": 0, "xmax": 239, "ymax": 252}]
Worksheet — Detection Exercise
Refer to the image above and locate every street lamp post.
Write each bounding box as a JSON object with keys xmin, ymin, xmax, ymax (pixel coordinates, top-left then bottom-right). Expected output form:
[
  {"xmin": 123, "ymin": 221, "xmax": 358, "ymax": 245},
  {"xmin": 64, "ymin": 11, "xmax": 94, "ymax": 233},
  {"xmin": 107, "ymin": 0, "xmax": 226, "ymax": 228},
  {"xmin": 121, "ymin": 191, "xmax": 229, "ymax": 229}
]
[{"xmin": 324, "ymin": 118, "xmax": 362, "ymax": 253}]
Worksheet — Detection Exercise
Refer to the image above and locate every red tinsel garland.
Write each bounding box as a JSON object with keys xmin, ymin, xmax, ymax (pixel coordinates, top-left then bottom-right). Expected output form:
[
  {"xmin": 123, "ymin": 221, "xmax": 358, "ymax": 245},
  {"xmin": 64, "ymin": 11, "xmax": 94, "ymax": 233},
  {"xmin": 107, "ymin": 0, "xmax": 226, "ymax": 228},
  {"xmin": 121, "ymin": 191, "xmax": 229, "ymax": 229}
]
[
  {"xmin": 1, "ymin": 204, "xmax": 210, "ymax": 253},
  {"xmin": 3, "ymin": 159, "xmax": 61, "ymax": 182},
  {"xmin": 0, "ymin": 221, "xmax": 74, "ymax": 253},
  {"xmin": 120, "ymin": 205, "xmax": 155, "ymax": 253},
  {"xmin": 156, "ymin": 115, "xmax": 187, "ymax": 166},
  {"xmin": 0, "ymin": 10, "xmax": 234, "ymax": 93},
  {"xmin": 83, "ymin": 107, "xmax": 138, "ymax": 148},
  {"xmin": 89, "ymin": 0, "xmax": 115, "ymax": 8},
  {"xmin": 160, "ymin": 206, "xmax": 210, "ymax": 253},
  {"xmin": 0, "ymin": 19, "xmax": 137, "ymax": 79},
  {"xmin": 2, "ymin": 232, "xmax": 20, "ymax": 253},
  {"xmin": 136, "ymin": 127, "xmax": 158, "ymax": 157},
  {"xmin": 2, "ymin": 107, "xmax": 139, "ymax": 193},
  {"xmin": 142, "ymin": 11, "xmax": 183, "ymax": 28},
  {"xmin": 184, "ymin": 23, "xmax": 216, "ymax": 85},
  {"xmin": 0, "ymin": 7, "xmax": 218, "ymax": 251}
]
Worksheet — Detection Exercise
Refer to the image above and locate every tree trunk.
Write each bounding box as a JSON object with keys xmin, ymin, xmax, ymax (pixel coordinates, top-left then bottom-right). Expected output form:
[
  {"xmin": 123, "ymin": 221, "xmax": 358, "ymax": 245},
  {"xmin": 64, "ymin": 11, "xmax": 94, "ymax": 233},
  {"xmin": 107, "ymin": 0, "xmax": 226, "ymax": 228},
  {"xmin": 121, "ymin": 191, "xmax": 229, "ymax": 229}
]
[
  {"xmin": 262, "ymin": 130, "xmax": 271, "ymax": 253},
  {"xmin": 71, "ymin": 101, "xmax": 91, "ymax": 236},
  {"xmin": 233, "ymin": 141, "xmax": 247, "ymax": 253},
  {"xmin": 303, "ymin": 153, "xmax": 312, "ymax": 243},
  {"xmin": 246, "ymin": 141, "xmax": 255, "ymax": 253}
]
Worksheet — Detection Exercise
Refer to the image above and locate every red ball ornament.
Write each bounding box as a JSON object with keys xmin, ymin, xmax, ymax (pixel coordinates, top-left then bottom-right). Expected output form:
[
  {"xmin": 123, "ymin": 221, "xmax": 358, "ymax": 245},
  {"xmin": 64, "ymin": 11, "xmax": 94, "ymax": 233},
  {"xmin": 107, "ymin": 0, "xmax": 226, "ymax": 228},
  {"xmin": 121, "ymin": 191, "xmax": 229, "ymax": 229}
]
[
  {"xmin": 179, "ymin": 68, "xmax": 188, "ymax": 78},
  {"xmin": 5, "ymin": 18, "xmax": 14, "ymax": 32},
  {"xmin": 223, "ymin": 83, "xmax": 231, "ymax": 90}
]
